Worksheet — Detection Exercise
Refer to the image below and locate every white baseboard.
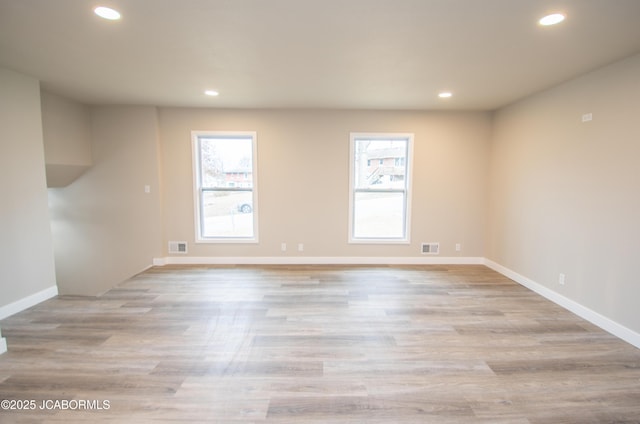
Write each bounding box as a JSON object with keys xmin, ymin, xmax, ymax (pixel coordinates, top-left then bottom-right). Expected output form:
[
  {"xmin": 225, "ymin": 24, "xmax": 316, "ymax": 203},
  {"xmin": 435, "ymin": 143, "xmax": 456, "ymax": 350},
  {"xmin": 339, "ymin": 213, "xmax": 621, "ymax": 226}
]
[
  {"xmin": 484, "ymin": 259, "xmax": 640, "ymax": 350},
  {"xmin": 0, "ymin": 325, "xmax": 6, "ymax": 354},
  {"xmin": 153, "ymin": 256, "xmax": 485, "ymax": 266},
  {"xmin": 153, "ymin": 257, "xmax": 167, "ymax": 266},
  {"xmin": 0, "ymin": 285, "xmax": 59, "ymax": 320}
]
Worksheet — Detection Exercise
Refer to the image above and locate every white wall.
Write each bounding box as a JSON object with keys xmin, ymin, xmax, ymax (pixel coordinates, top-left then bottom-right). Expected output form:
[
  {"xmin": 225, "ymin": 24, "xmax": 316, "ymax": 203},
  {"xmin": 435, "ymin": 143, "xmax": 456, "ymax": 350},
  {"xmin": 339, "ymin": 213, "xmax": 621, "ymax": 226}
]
[
  {"xmin": 488, "ymin": 53, "xmax": 640, "ymax": 336},
  {"xmin": 0, "ymin": 68, "xmax": 57, "ymax": 327},
  {"xmin": 48, "ymin": 106, "xmax": 163, "ymax": 295},
  {"xmin": 159, "ymin": 108, "xmax": 491, "ymax": 261}
]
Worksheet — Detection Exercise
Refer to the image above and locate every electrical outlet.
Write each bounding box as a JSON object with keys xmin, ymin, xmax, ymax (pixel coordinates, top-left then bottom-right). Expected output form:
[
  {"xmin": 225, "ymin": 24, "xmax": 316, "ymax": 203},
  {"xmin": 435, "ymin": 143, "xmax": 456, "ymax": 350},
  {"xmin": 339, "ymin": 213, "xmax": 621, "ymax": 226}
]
[
  {"xmin": 455, "ymin": 243, "xmax": 461, "ymax": 252},
  {"xmin": 582, "ymin": 113, "xmax": 593, "ymax": 122},
  {"xmin": 298, "ymin": 243, "xmax": 304, "ymax": 252},
  {"xmin": 281, "ymin": 243, "xmax": 287, "ymax": 252},
  {"xmin": 558, "ymin": 273, "xmax": 566, "ymax": 285}
]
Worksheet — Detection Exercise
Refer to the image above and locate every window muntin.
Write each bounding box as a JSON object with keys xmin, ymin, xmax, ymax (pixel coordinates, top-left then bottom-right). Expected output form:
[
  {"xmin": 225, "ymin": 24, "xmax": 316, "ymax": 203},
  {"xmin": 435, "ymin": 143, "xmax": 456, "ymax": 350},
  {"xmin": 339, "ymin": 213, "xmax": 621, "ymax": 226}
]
[
  {"xmin": 349, "ymin": 133, "xmax": 413, "ymax": 243},
  {"xmin": 192, "ymin": 132, "xmax": 258, "ymax": 242}
]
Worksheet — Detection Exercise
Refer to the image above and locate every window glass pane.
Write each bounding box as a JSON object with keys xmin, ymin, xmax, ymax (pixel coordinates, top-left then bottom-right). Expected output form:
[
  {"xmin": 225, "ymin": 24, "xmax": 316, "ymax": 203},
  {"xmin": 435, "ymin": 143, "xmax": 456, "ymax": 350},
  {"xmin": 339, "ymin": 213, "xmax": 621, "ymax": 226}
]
[
  {"xmin": 353, "ymin": 191, "xmax": 405, "ymax": 239},
  {"xmin": 200, "ymin": 137, "xmax": 253, "ymax": 188},
  {"xmin": 354, "ymin": 139, "xmax": 407, "ymax": 189},
  {"xmin": 193, "ymin": 132, "xmax": 257, "ymax": 242},
  {"xmin": 201, "ymin": 191, "xmax": 254, "ymax": 238}
]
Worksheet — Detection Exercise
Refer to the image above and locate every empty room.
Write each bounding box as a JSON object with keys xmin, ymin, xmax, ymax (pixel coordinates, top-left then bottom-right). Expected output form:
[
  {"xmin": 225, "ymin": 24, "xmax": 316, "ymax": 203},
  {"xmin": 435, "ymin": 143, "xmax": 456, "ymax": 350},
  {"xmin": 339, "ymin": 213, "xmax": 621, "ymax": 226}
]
[{"xmin": 1, "ymin": 0, "xmax": 640, "ymax": 422}]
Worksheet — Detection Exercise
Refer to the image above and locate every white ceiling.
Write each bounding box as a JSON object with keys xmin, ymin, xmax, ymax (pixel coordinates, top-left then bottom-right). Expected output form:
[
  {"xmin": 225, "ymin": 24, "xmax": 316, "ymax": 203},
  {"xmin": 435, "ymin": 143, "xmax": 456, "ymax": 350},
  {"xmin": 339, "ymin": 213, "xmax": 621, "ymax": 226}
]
[{"xmin": 1, "ymin": 0, "xmax": 639, "ymax": 110}]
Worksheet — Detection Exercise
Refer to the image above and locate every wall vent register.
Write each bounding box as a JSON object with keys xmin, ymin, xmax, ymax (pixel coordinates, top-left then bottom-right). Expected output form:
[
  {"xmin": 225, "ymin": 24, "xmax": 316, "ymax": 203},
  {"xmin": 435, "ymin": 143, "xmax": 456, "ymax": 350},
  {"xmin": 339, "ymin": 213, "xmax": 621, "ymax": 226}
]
[
  {"xmin": 168, "ymin": 241, "xmax": 188, "ymax": 254},
  {"xmin": 421, "ymin": 242, "xmax": 440, "ymax": 254}
]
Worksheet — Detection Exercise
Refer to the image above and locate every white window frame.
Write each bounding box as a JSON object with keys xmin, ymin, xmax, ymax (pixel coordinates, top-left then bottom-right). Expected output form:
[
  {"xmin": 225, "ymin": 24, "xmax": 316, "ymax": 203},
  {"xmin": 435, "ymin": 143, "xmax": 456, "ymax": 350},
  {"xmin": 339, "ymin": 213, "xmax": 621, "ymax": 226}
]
[
  {"xmin": 349, "ymin": 132, "xmax": 414, "ymax": 244},
  {"xmin": 191, "ymin": 131, "xmax": 259, "ymax": 243}
]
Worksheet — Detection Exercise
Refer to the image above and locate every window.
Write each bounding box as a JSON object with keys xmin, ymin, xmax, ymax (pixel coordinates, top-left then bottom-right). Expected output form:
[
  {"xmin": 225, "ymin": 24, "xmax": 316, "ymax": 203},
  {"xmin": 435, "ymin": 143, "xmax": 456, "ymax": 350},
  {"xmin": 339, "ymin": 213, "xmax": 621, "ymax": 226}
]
[
  {"xmin": 349, "ymin": 133, "xmax": 413, "ymax": 243},
  {"xmin": 192, "ymin": 131, "xmax": 258, "ymax": 242}
]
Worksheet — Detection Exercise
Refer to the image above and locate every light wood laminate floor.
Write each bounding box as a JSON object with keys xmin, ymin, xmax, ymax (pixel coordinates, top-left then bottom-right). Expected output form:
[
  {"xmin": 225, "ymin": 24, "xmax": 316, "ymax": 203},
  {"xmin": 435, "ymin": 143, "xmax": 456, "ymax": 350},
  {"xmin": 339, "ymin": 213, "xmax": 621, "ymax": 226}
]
[{"xmin": 1, "ymin": 265, "xmax": 639, "ymax": 423}]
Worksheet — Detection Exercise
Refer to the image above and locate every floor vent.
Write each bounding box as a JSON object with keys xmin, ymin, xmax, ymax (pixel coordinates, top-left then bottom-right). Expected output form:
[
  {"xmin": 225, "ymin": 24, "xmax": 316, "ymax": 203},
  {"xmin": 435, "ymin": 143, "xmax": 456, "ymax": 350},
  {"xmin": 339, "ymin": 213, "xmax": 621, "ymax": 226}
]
[
  {"xmin": 168, "ymin": 241, "xmax": 188, "ymax": 254},
  {"xmin": 421, "ymin": 242, "xmax": 440, "ymax": 255}
]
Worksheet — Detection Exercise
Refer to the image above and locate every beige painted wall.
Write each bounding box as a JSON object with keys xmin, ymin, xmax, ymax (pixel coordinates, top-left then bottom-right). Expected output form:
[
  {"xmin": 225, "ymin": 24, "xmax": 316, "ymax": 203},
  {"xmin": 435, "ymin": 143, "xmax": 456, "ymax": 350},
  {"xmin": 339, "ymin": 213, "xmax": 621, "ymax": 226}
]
[
  {"xmin": 0, "ymin": 68, "xmax": 57, "ymax": 308},
  {"xmin": 41, "ymin": 90, "xmax": 92, "ymax": 187},
  {"xmin": 488, "ymin": 53, "xmax": 640, "ymax": 333},
  {"xmin": 48, "ymin": 106, "xmax": 163, "ymax": 295},
  {"xmin": 159, "ymin": 108, "xmax": 491, "ymax": 258}
]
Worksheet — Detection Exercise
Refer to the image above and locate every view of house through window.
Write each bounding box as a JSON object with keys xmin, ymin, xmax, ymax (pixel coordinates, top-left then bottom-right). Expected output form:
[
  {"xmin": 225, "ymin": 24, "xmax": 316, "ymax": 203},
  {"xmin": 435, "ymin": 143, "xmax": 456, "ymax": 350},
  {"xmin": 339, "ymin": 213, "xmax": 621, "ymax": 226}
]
[
  {"xmin": 350, "ymin": 133, "xmax": 413, "ymax": 242},
  {"xmin": 192, "ymin": 132, "xmax": 257, "ymax": 242}
]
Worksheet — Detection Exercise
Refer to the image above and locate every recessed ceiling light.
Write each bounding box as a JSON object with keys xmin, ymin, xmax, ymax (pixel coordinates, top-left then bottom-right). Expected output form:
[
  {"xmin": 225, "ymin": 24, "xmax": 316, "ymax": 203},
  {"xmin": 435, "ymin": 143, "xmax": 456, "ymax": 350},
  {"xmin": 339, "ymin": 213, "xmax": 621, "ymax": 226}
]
[
  {"xmin": 94, "ymin": 6, "xmax": 121, "ymax": 20},
  {"xmin": 539, "ymin": 13, "xmax": 565, "ymax": 26},
  {"xmin": 438, "ymin": 92, "xmax": 453, "ymax": 99},
  {"xmin": 204, "ymin": 90, "xmax": 219, "ymax": 97}
]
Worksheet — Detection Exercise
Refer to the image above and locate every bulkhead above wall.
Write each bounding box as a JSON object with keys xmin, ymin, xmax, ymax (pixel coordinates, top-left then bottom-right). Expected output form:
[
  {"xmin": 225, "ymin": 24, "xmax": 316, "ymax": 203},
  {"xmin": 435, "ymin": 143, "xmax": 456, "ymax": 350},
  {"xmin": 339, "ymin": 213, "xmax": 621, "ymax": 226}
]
[{"xmin": 40, "ymin": 90, "xmax": 92, "ymax": 187}]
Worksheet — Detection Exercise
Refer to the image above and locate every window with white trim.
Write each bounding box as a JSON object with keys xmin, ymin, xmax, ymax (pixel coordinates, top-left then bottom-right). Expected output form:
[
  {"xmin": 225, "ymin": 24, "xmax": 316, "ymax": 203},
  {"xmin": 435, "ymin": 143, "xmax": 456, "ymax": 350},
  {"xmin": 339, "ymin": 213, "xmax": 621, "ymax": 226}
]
[
  {"xmin": 192, "ymin": 131, "xmax": 258, "ymax": 242},
  {"xmin": 349, "ymin": 133, "xmax": 413, "ymax": 243}
]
